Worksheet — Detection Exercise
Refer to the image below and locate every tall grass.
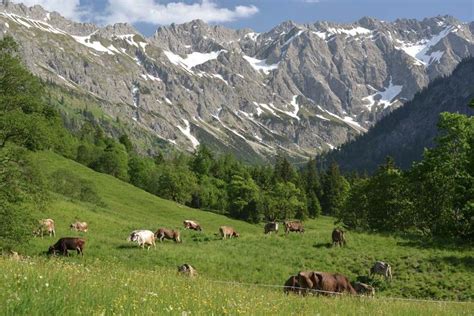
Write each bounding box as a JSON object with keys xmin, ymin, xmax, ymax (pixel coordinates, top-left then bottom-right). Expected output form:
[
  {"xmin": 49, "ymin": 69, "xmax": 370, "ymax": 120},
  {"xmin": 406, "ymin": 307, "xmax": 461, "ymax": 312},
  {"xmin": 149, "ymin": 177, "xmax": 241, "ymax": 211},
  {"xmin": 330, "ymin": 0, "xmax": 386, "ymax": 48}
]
[{"xmin": 1, "ymin": 257, "xmax": 472, "ymax": 315}]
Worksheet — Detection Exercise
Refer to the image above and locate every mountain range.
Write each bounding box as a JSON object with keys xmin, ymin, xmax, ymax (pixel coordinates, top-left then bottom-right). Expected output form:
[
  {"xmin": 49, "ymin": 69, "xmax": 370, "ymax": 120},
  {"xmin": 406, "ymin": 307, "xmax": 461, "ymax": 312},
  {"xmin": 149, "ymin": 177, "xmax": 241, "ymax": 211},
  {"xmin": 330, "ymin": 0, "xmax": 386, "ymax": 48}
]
[
  {"xmin": 1, "ymin": 2, "xmax": 473, "ymax": 162},
  {"xmin": 321, "ymin": 57, "xmax": 474, "ymax": 172}
]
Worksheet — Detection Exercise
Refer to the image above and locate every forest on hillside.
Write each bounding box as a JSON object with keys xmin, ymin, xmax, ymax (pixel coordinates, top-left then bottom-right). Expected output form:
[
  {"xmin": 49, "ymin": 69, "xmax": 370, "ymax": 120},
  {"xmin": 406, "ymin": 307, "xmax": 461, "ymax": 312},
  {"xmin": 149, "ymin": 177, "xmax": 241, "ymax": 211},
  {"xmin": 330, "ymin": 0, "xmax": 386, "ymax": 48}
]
[{"xmin": 1, "ymin": 35, "xmax": 473, "ymax": 252}]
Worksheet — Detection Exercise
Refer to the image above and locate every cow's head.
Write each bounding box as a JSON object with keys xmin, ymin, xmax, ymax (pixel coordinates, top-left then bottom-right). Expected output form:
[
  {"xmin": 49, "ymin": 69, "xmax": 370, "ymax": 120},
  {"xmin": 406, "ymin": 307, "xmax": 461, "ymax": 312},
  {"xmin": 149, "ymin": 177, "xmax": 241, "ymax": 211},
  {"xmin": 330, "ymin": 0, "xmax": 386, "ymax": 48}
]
[
  {"xmin": 174, "ymin": 231, "xmax": 182, "ymax": 243},
  {"xmin": 233, "ymin": 232, "xmax": 240, "ymax": 238},
  {"xmin": 47, "ymin": 246, "xmax": 57, "ymax": 255},
  {"xmin": 127, "ymin": 232, "xmax": 138, "ymax": 242}
]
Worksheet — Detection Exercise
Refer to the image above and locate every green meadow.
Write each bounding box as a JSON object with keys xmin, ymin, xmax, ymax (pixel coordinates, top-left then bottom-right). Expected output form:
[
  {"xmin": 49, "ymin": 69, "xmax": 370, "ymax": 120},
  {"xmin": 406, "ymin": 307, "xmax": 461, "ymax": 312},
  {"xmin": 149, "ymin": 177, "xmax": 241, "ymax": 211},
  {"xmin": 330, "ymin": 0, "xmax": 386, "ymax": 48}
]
[{"xmin": 1, "ymin": 151, "xmax": 473, "ymax": 315}]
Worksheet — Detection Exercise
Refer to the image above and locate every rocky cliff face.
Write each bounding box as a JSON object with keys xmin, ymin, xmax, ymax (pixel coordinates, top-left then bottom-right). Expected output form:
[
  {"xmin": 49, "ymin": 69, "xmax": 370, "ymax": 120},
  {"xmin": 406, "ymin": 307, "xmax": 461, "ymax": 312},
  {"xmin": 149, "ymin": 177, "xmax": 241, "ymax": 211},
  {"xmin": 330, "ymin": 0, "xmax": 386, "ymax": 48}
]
[
  {"xmin": 1, "ymin": 2, "xmax": 473, "ymax": 162},
  {"xmin": 321, "ymin": 57, "xmax": 474, "ymax": 172}
]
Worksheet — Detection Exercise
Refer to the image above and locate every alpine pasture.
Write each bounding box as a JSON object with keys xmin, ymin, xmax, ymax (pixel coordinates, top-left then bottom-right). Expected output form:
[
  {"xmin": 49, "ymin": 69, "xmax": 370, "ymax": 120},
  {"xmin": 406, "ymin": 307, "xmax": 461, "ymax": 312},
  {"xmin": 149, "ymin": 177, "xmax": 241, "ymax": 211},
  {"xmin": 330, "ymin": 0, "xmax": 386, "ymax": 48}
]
[{"xmin": 1, "ymin": 151, "xmax": 473, "ymax": 315}]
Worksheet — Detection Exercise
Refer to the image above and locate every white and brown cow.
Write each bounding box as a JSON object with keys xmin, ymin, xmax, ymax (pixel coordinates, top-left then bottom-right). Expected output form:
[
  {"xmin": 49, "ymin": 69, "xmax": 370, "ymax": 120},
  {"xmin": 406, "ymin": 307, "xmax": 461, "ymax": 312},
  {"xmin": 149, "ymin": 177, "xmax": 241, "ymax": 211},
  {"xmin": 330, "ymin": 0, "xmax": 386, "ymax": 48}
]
[
  {"xmin": 370, "ymin": 261, "xmax": 392, "ymax": 281},
  {"xmin": 264, "ymin": 222, "xmax": 279, "ymax": 234},
  {"xmin": 178, "ymin": 264, "xmax": 198, "ymax": 277},
  {"xmin": 219, "ymin": 226, "xmax": 240, "ymax": 239},
  {"xmin": 352, "ymin": 282, "xmax": 376, "ymax": 296},
  {"xmin": 183, "ymin": 220, "xmax": 202, "ymax": 231},
  {"xmin": 34, "ymin": 219, "xmax": 55, "ymax": 238},
  {"xmin": 127, "ymin": 230, "xmax": 156, "ymax": 250},
  {"xmin": 70, "ymin": 221, "xmax": 88, "ymax": 232}
]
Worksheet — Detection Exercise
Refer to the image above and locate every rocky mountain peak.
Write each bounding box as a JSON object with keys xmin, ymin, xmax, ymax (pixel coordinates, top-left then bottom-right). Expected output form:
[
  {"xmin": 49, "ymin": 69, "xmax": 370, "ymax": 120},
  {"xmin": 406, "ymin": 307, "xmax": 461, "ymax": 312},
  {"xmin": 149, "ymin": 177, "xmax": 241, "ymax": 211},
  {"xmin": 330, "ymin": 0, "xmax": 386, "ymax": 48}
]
[{"xmin": 97, "ymin": 23, "xmax": 140, "ymax": 40}]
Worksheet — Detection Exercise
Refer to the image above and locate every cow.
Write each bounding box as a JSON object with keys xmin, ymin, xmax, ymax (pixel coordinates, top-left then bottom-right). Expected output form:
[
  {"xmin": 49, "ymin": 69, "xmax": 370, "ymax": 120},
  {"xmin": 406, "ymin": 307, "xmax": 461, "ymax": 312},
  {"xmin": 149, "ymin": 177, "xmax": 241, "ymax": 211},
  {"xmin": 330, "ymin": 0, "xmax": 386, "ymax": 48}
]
[
  {"xmin": 178, "ymin": 264, "xmax": 198, "ymax": 277},
  {"xmin": 48, "ymin": 237, "xmax": 85, "ymax": 256},
  {"xmin": 34, "ymin": 219, "xmax": 55, "ymax": 238},
  {"xmin": 332, "ymin": 228, "xmax": 346, "ymax": 247},
  {"xmin": 155, "ymin": 228, "xmax": 181, "ymax": 243},
  {"xmin": 264, "ymin": 222, "xmax": 279, "ymax": 234},
  {"xmin": 127, "ymin": 230, "xmax": 156, "ymax": 249},
  {"xmin": 369, "ymin": 261, "xmax": 392, "ymax": 280},
  {"xmin": 284, "ymin": 221, "xmax": 304, "ymax": 235},
  {"xmin": 283, "ymin": 275, "xmax": 301, "ymax": 295},
  {"xmin": 370, "ymin": 261, "xmax": 392, "ymax": 281},
  {"xmin": 297, "ymin": 271, "xmax": 356, "ymax": 296},
  {"xmin": 352, "ymin": 282, "xmax": 375, "ymax": 296},
  {"xmin": 219, "ymin": 226, "xmax": 240, "ymax": 239},
  {"xmin": 9, "ymin": 251, "xmax": 21, "ymax": 261},
  {"xmin": 70, "ymin": 221, "xmax": 88, "ymax": 233},
  {"xmin": 183, "ymin": 220, "xmax": 202, "ymax": 231}
]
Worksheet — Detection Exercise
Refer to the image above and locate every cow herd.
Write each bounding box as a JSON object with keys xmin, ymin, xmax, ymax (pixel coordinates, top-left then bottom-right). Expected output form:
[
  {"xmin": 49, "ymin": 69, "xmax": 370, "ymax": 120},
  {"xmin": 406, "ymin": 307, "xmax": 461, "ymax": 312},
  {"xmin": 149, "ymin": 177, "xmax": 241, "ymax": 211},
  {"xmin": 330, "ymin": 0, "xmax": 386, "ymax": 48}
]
[
  {"xmin": 261, "ymin": 221, "xmax": 391, "ymax": 296},
  {"xmin": 35, "ymin": 217, "xmax": 392, "ymax": 297}
]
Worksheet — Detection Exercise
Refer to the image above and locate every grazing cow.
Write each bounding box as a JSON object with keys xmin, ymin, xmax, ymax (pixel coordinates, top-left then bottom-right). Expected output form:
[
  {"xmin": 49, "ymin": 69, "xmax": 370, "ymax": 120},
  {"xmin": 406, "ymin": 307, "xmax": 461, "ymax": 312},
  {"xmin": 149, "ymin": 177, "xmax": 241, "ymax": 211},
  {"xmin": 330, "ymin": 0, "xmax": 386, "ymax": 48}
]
[
  {"xmin": 127, "ymin": 230, "xmax": 156, "ymax": 249},
  {"xmin": 297, "ymin": 271, "xmax": 356, "ymax": 296},
  {"xmin": 183, "ymin": 220, "xmax": 202, "ymax": 231},
  {"xmin": 9, "ymin": 251, "xmax": 21, "ymax": 261},
  {"xmin": 283, "ymin": 275, "xmax": 301, "ymax": 294},
  {"xmin": 70, "ymin": 221, "xmax": 88, "ymax": 232},
  {"xmin": 34, "ymin": 219, "xmax": 55, "ymax": 238},
  {"xmin": 332, "ymin": 228, "xmax": 346, "ymax": 247},
  {"xmin": 48, "ymin": 237, "xmax": 85, "ymax": 256},
  {"xmin": 352, "ymin": 282, "xmax": 375, "ymax": 296},
  {"xmin": 264, "ymin": 222, "xmax": 279, "ymax": 234},
  {"xmin": 370, "ymin": 261, "xmax": 392, "ymax": 280},
  {"xmin": 155, "ymin": 228, "xmax": 181, "ymax": 243},
  {"xmin": 178, "ymin": 264, "xmax": 198, "ymax": 277},
  {"xmin": 219, "ymin": 226, "xmax": 240, "ymax": 239},
  {"xmin": 284, "ymin": 221, "xmax": 304, "ymax": 235}
]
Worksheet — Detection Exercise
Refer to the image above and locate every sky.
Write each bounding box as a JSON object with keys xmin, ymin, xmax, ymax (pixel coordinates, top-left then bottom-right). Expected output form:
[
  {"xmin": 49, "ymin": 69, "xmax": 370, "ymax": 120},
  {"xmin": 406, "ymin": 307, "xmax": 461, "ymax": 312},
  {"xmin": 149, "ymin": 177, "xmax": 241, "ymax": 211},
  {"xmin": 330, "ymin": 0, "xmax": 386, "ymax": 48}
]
[{"xmin": 12, "ymin": 0, "xmax": 474, "ymax": 36}]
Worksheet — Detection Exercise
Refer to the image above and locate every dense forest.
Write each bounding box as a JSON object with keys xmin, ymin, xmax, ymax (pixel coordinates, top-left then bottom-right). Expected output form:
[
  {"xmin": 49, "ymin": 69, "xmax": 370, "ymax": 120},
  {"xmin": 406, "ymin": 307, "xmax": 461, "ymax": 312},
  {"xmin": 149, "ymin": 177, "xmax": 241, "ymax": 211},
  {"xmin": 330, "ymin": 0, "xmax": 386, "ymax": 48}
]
[{"xmin": 1, "ymin": 36, "xmax": 473, "ymax": 251}]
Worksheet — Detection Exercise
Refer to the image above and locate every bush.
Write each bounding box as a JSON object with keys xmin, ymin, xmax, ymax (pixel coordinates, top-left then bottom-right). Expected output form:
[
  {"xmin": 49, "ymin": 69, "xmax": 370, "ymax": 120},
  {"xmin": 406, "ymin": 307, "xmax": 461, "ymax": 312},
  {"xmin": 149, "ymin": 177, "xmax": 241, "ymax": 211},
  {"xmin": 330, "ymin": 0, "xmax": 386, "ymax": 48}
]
[
  {"xmin": 49, "ymin": 169, "xmax": 105, "ymax": 206},
  {"xmin": 0, "ymin": 145, "xmax": 47, "ymax": 250}
]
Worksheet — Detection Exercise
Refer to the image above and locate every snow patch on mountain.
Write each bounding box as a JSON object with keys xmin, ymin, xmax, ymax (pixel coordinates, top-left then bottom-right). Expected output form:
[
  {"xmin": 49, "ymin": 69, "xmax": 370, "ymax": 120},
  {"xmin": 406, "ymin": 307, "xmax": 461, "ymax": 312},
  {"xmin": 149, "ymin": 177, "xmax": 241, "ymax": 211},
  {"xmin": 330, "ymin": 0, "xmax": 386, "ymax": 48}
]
[
  {"xmin": 327, "ymin": 26, "xmax": 372, "ymax": 36},
  {"xmin": 164, "ymin": 50, "xmax": 225, "ymax": 73},
  {"xmin": 177, "ymin": 119, "xmax": 200, "ymax": 149},
  {"xmin": 395, "ymin": 26, "xmax": 453, "ymax": 66},
  {"xmin": 283, "ymin": 29, "xmax": 305, "ymax": 47},
  {"xmin": 115, "ymin": 34, "xmax": 147, "ymax": 50},
  {"xmin": 0, "ymin": 12, "xmax": 66, "ymax": 35},
  {"xmin": 362, "ymin": 78, "xmax": 403, "ymax": 110},
  {"xmin": 243, "ymin": 55, "xmax": 279, "ymax": 74},
  {"xmin": 244, "ymin": 32, "xmax": 259, "ymax": 41},
  {"xmin": 131, "ymin": 84, "xmax": 139, "ymax": 107},
  {"xmin": 72, "ymin": 32, "xmax": 116, "ymax": 55}
]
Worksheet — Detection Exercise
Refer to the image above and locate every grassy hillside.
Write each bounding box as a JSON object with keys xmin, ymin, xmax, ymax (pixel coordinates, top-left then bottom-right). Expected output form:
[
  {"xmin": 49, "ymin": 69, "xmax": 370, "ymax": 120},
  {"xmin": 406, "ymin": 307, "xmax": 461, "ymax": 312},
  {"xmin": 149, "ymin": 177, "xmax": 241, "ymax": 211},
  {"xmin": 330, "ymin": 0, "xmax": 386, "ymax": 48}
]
[{"xmin": 2, "ymin": 151, "xmax": 473, "ymax": 314}]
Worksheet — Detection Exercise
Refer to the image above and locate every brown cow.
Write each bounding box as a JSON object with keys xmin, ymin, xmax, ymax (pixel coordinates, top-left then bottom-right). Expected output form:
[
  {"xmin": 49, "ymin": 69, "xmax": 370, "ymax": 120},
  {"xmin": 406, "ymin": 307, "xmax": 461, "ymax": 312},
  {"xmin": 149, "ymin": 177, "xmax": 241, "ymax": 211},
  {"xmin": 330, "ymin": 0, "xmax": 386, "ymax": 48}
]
[
  {"xmin": 284, "ymin": 221, "xmax": 304, "ymax": 235},
  {"xmin": 70, "ymin": 221, "xmax": 88, "ymax": 232},
  {"xmin": 332, "ymin": 228, "xmax": 346, "ymax": 247},
  {"xmin": 34, "ymin": 219, "xmax": 55, "ymax": 238},
  {"xmin": 183, "ymin": 220, "xmax": 202, "ymax": 231},
  {"xmin": 352, "ymin": 282, "xmax": 375, "ymax": 296},
  {"xmin": 48, "ymin": 237, "xmax": 85, "ymax": 256},
  {"xmin": 283, "ymin": 275, "xmax": 301, "ymax": 294},
  {"xmin": 155, "ymin": 228, "xmax": 181, "ymax": 243},
  {"xmin": 297, "ymin": 271, "xmax": 356, "ymax": 296},
  {"xmin": 178, "ymin": 264, "xmax": 198, "ymax": 277},
  {"xmin": 219, "ymin": 226, "xmax": 240, "ymax": 239}
]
